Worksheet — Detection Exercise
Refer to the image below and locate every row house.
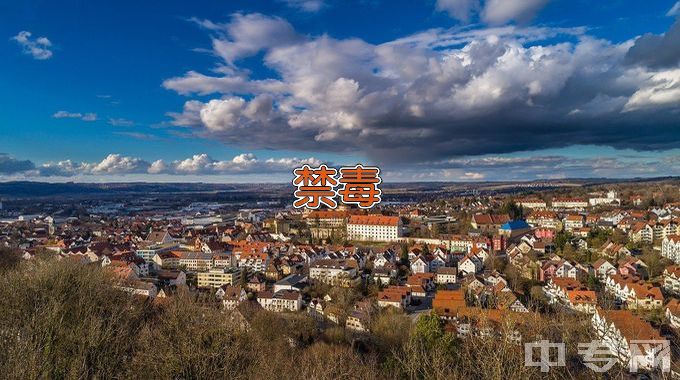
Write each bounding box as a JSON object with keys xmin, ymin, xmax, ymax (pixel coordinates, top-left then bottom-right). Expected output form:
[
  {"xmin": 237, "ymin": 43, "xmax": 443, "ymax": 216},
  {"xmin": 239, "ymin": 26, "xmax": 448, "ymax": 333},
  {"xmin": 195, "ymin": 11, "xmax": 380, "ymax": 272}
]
[
  {"xmin": 656, "ymin": 220, "xmax": 679, "ymax": 241},
  {"xmin": 604, "ymin": 274, "xmax": 664, "ymax": 309},
  {"xmin": 517, "ymin": 198, "xmax": 547, "ymax": 209},
  {"xmin": 663, "ymin": 265, "xmax": 680, "ymax": 296},
  {"xmin": 593, "ymin": 258, "xmax": 617, "ymax": 280},
  {"xmin": 566, "ymin": 290, "xmax": 598, "ymax": 314},
  {"xmin": 539, "ymin": 258, "xmax": 590, "ymax": 282},
  {"xmin": 629, "ymin": 222, "xmax": 653, "ymax": 244},
  {"xmin": 665, "ymin": 298, "xmax": 680, "ymax": 329},
  {"xmin": 591, "ymin": 309, "xmax": 669, "ymax": 372},
  {"xmin": 450, "ymin": 308, "xmax": 527, "ymax": 343},
  {"xmin": 543, "ymin": 277, "xmax": 588, "ymax": 305},
  {"xmin": 552, "ymin": 197, "xmax": 588, "ymax": 210},
  {"xmin": 554, "ymin": 260, "xmax": 588, "ymax": 279},
  {"xmin": 662, "ymin": 235, "xmax": 680, "ymax": 263}
]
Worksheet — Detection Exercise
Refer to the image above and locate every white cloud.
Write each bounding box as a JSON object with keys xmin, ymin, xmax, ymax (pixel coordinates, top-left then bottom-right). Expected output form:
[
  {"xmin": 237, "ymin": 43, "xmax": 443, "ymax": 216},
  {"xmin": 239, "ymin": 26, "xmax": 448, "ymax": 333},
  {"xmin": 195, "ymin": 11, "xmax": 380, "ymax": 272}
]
[
  {"xmin": 11, "ymin": 31, "xmax": 53, "ymax": 60},
  {"xmin": 280, "ymin": 0, "xmax": 326, "ymax": 12},
  {"xmin": 435, "ymin": 0, "xmax": 480, "ymax": 23},
  {"xmin": 668, "ymin": 1, "xmax": 680, "ymax": 16},
  {"xmin": 481, "ymin": 0, "xmax": 549, "ymax": 25},
  {"xmin": 160, "ymin": 153, "xmax": 321, "ymax": 175},
  {"xmin": 108, "ymin": 118, "xmax": 135, "ymax": 127},
  {"xmin": 148, "ymin": 160, "xmax": 167, "ymax": 174},
  {"xmin": 436, "ymin": 0, "xmax": 548, "ymax": 25},
  {"xmin": 2, "ymin": 150, "xmax": 678, "ymax": 180},
  {"xmin": 81, "ymin": 113, "xmax": 98, "ymax": 122},
  {"xmin": 200, "ymin": 97, "xmax": 247, "ymax": 131},
  {"xmin": 52, "ymin": 111, "xmax": 97, "ymax": 122},
  {"xmin": 191, "ymin": 13, "xmax": 301, "ymax": 65},
  {"xmin": 88, "ymin": 154, "xmax": 150, "ymax": 174},
  {"xmin": 461, "ymin": 172, "xmax": 485, "ymax": 180},
  {"xmin": 624, "ymin": 69, "xmax": 680, "ymax": 111},
  {"xmin": 24, "ymin": 153, "xmax": 322, "ymax": 177}
]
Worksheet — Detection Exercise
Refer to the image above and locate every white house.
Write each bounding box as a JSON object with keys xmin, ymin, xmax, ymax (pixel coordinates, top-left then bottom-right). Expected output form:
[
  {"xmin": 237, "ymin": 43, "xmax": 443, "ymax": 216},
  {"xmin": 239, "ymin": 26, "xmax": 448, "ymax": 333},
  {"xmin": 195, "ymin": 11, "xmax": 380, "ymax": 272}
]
[
  {"xmin": 257, "ymin": 290, "xmax": 302, "ymax": 312},
  {"xmin": 663, "ymin": 265, "xmax": 680, "ymax": 296},
  {"xmin": 662, "ymin": 235, "xmax": 680, "ymax": 263},
  {"xmin": 457, "ymin": 255, "xmax": 479, "ymax": 276}
]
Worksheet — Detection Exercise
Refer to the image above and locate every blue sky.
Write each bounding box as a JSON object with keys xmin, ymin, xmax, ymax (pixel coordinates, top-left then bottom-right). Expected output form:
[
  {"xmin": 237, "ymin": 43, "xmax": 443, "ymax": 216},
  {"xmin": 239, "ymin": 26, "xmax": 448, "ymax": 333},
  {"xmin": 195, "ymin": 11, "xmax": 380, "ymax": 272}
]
[{"xmin": 0, "ymin": 0, "xmax": 679, "ymax": 182}]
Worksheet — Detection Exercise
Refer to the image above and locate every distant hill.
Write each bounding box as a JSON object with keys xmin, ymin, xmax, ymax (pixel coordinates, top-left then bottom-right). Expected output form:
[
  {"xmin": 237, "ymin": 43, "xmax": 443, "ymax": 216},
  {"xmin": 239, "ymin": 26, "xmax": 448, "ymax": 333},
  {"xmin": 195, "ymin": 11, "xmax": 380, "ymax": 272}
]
[
  {"xmin": 0, "ymin": 177, "xmax": 676, "ymax": 198},
  {"xmin": 0, "ymin": 181, "xmax": 240, "ymax": 197}
]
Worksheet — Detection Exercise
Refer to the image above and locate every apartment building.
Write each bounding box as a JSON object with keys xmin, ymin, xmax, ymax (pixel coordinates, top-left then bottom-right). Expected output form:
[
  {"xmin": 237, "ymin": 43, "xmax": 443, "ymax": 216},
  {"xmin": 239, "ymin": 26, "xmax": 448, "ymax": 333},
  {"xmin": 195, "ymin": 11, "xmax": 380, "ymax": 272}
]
[
  {"xmin": 552, "ymin": 197, "xmax": 588, "ymax": 209},
  {"xmin": 257, "ymin": 290, "xmax": 302, "ymax": 312},
  {"xmin": 197, "ymin": 267, "xmax": 243, "ymax": 288},
  {"xmin": 309, "ymin": 259, "xmax": 359, "ymax": 287},
  {"xmin": 346, "ymin": 215, "xmax": 401, "ymax": 241}
]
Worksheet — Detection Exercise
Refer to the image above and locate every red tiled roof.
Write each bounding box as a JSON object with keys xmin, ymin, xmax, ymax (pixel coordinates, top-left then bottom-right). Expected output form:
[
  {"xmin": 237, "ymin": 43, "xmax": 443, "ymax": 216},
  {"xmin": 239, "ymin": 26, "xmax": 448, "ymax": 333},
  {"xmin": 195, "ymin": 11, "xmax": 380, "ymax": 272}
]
[{"xmin": 348, "ymin": 215, "xmax": 399, "ymax": 226}]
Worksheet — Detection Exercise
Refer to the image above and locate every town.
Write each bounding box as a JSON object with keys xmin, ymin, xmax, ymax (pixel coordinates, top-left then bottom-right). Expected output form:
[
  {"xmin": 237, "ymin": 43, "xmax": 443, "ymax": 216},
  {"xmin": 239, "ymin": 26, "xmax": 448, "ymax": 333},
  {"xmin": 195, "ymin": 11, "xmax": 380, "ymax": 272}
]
[{"xmin": 1, "ymin": 178, "xmax": 679, "ymax": 377}]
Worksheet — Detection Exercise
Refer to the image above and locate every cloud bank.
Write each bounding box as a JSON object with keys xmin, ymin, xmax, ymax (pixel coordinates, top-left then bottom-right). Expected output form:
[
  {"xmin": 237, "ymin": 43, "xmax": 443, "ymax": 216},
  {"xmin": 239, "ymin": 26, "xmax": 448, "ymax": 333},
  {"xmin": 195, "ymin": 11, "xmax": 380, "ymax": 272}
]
[
  {"xmin": 1, "ymin": 150, "xmax": 677, "ymax": 181},
  {"xmin": 162, "ymin": 13, "xmax": 680, "ymax": 165},
  {"xmin": 0, "ymin": 153, "xmax": 321, "ymax": 178}
]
